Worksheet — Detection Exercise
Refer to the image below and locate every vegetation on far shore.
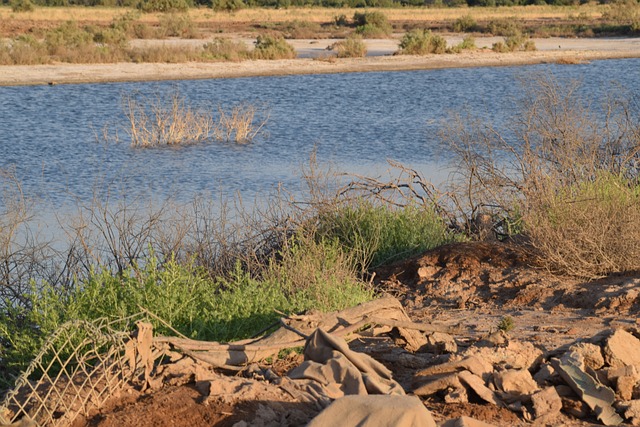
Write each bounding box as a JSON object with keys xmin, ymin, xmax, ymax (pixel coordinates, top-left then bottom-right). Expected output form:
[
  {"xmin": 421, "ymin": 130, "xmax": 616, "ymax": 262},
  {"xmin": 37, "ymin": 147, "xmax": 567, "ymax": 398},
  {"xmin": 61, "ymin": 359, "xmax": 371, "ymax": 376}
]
[{"xmin": 0, "ymin": 1, "xmax": 639, "ymax": 65}]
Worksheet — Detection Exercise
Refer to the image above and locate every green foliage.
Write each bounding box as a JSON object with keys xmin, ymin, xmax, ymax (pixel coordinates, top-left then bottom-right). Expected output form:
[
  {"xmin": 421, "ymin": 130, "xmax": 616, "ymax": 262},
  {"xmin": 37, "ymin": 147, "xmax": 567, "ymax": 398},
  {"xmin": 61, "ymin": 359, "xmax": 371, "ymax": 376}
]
[
  {"xmin": 331, "ymin": 34, "xmax": 367, "ymax": 58},
  {"xmin": 10, "ymin": 0, "xmax": 34, "ymax": 12},
  {"xmin": 252, "ymin": 34, "xmax": 296, "ymax": 59},
  {"xmin": 211, "ymin": 0, "xmax": 245, "ymax": 12},
  {"xmin": 202, "ymin": 37, "xmax": 251, "ymax": 61},
  {"xmin": 353, "ymin": 11, "xmax": 392, "ymax": 38},
  {"xmin": 157, "ymin": 13, "xmax": 199, "ymax": 38},
  {"xmin": 398, "ymin": 29, "xmax": 446, "ymax": 55},
  {"xmin": 486, "ymin": 17, "xmax": 523, "ymax": 36},
  {"xmin": 0, "ymin": 249, "xmax": 373, "ymax": 388},
  {"xmin": 497, "ymin": 316, "xmax": 514, "ymax": 332},
  {"xmin": 137, "ymin": 0, "xmax": 191, "ymax": 13},
  {"xmin": 315, "ymin": 202, "xmax": 462, "ymax": 271},
  {"xmin": 452, "ymin": 14, "xmax": 476, "ymax": 33}
]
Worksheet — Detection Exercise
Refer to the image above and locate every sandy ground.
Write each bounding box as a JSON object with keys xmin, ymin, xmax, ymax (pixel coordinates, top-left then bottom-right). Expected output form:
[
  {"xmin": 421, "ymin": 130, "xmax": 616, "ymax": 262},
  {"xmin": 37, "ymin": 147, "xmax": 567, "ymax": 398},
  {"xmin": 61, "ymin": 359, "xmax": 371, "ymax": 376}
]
[{"xmin": 0, "ymin": 36, "xmax": 639, "ymax": 86}]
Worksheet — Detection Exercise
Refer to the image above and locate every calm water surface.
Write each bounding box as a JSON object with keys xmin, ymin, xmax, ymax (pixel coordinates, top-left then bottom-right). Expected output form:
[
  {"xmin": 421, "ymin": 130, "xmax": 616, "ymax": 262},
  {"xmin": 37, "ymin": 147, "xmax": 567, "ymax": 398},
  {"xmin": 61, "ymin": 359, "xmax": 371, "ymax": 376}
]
[{"xmin": 1, "ymin": 59, "xmax": 639, "ymax": 218}]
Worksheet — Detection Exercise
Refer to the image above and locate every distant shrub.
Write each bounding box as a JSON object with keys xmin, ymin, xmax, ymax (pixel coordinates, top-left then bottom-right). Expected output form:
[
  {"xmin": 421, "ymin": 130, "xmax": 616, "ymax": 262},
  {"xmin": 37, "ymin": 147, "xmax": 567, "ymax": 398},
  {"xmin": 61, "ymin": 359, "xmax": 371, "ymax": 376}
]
[
  {"xmin": 448, "ymin": 35, "xmax": 476, "ymax": 53},
  {"xmin": 202, "ymin": 37, "xmax": 250, "ymax": 61},
  {"xmin": 330, "ymin": 34, "xmax": 367, "ymax": 58},
  {"xmin": 486, "ymin": 17, "xmax": 523, "ymax": 37},
  {"xmin": 282, "ymin": 20, "xmax": 323, "ymax": 39},
  {"xmin": 211, "ymin": 0, "xmax": 245, "ymax": 12},
  {"xmin": 353, "ymin": 11, "xmax": 392, "ymax": 38},
  {"xmin": 157, "ymin": 13, "xmax": 199, "ymax": 38},
  {"xmin": 333, "ymin": 14, "xmax": 349, "ymax": 27},
  {"xmin": 398, "ymin": 29, "xmax": 446, "ymax": 55},
  {"xmin": 10, "ymin": 0, "xmax": 34, "ymax": 12},
  {"xmin": 492, "ymin": 34, "xmax": 535, "ymax": 52},
  {"xmin": 452, "ymin": 14, "xmax": 476, "ymax": 33},
  {"xmin": 251, "ymin": 35, "xmax": 296, "ymax": 60},
  {"xmin": 137, "ymin": 0, "xmax": 190, "ymax": 13}
]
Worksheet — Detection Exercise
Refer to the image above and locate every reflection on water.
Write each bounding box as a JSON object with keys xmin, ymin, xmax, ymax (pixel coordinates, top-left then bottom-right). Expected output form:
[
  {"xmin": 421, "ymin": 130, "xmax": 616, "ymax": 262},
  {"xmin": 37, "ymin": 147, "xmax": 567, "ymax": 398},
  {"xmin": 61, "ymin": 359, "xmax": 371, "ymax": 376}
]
[{"xmin": 0, "ymin": 59, "xmax": 638, "ymax": 219}]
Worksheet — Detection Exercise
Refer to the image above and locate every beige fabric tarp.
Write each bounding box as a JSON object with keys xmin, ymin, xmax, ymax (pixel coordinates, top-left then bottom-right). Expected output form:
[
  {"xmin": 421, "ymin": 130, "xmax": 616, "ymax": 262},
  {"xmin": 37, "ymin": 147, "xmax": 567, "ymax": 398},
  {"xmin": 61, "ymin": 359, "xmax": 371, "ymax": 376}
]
[
  {"xmin": 307, "ymin": 395, "xmax": 436, "ymax": 427},
  {"xmin": 287, "ymin": 328, "xmax": 405, "ymax": 401},
  {"xmin": 285, "ymin": 329, "xmax": 436, "ymax": 427}
]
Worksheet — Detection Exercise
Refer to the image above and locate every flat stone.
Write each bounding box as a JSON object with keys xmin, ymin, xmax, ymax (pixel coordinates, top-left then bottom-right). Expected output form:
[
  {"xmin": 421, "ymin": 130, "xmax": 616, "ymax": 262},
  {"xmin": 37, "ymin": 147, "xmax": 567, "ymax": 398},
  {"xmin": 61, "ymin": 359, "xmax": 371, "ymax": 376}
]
[
  {"xmin": 458, "ymin": 370, "xmax": 504, "ymax": 407},
  {"xmin": 531, "ymin": 387, "xmax": 563, "ymax": 419},
  {"xmin": 604, "ymin": 329, "xmax": 640, "ymax": 368},
  {"xmin": 569, "ymin": 342, "xmax": 605, "ymax": 371},
  {"xmin": 413, "ymin": 373, "xmax": 465, "ymax": 397},
  {"xmin": 414, "ymin": 356, "xmax": 493, "ymax": 381},
  {"xmin": 493, "ymin": 369, "xmax": 539, "ymax": 401},
  {"xmin": 620, "ymin": 400, "xmax": 640, "ymax": 426},
  {"xmin": 425, "ymin": 332, "xmax": 458, "ymax": 354},
  {"xmin": 551, "ymin": 351, "xmax": 623, "ymax": 426},
  {"xmin": 533, "ymin": 363, "xmax": 557, "ymax": 386}
]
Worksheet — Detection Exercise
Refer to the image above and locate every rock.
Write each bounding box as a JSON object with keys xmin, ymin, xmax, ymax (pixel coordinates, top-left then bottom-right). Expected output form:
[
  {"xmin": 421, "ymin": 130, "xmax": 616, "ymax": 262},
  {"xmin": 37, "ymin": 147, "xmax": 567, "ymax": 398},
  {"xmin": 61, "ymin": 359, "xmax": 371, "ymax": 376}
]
[
  {"xmin": 493, "ymin": 369, "xmax": 539, "ymax": 401},
  {"xmin": 425, "ymin": 332, "xmax": 458, "ymax": 354},
  {"xmin": 413, "ymin": 373, "xmax": 465, "ymax": 397},
  {"xmin": 604, "ymin": 329, "xmax": 640, "ymax": 368},
  {"xmin": 531, "ymin": 387, "xmax": 562, "ymax": 419},
  {"xmin": 414, "ymin": 356, "xmax": 493, "ymax": 381},
  {"xmin": 440, "ymin": 416, "xmax": 497, "ymax": 427},
  {"xmin": 444, "ymin": 387, "xmax": 469, "ymax": 404},
  {"xmin": 561, "ymin": 396, "xmax": 590, "ymax": 419},
  {"xmin": 533, "ymin": 363, "xmax": 557, "ymax": 386},
  {"xmin": 606, "ymin": 364, "xmax": 640, "ymax": 399},
  {"xmin": 458, "ymin": 370, "xmax": 504, "ymax": 407},
  {"xmin": 551, "ymin": 351, "xmax": 623, "ymax": 426},
  {"xmin": 569, "ymin": 342, "xmax": 605, "ymax": 371},
  {"xmin": 465, "ymin": 340, "xmax": 543, "ymax": 370},
  {"xmin": 620, "ymin": 400, "xmax": 640, "ymax": 426}
]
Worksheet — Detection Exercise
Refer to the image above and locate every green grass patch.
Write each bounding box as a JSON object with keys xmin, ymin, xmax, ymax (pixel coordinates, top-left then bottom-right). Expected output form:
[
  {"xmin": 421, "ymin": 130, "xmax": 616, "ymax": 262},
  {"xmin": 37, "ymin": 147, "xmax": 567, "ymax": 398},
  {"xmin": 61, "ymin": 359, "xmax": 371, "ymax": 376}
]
[{"xmin": 315, "ymin": 201, "xmax": 463, "ymax": 271}]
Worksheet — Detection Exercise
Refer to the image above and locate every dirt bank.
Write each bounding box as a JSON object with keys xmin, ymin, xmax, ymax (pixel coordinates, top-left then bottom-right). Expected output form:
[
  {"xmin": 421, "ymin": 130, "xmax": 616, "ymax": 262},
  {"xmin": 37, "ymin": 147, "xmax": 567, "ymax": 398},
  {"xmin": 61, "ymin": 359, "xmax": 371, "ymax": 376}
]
[{"xmin": 1, "ymin": 36, "xmax": 639, "ymax": 86}]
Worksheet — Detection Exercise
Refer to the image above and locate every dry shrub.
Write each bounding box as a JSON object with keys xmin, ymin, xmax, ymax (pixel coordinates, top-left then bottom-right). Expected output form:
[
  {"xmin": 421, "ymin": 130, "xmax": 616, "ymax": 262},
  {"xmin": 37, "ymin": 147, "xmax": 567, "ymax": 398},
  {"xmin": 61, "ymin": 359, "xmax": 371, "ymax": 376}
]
[
  {"xmin": 329, "ymin": 34, "xmax": 367, "ymax": 58},
  {"xmin": 441, "ymin": 75, "xmax": 640, "ymax": 278},
  {"xmin": 123, "ymin": 89, "xmax": 268, "ymax": 147},
  {"xmin": 202, "ymin": 37, "xmax": 251, "ymax": 61},
  {"xmin": 526, "ymin": 173, "xmax": 640, "ymax": 278},
  {"xmin": 123, "ymin": 90, "xmax": 213, "ymax": 147}
]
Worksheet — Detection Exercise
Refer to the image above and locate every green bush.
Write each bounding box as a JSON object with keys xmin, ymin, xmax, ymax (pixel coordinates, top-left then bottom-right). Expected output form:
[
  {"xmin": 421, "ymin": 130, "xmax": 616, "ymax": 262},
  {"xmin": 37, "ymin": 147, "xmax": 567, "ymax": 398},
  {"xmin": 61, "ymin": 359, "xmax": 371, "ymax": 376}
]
[
  {"xmin": 330, "ymin": 34, "xmax": 367, "ymax": 58},
  {"xmin": 10, "ymin": 0, "xmax": 34, "ymax": 12},
  {"xmin": 452, "ymin": 14, "xmax": 476, "ymax": 33},
  {"xmin": 137, "ymin": 0, "xmax": 191, "ymax": 13},
  {"xmin": 486, "ymin": 17, "xmax": 523, "ymax": 37},
  {"xmin": 353, "ymin": 11, "xmax": 392, "ymax": 38},
  {"xmin": 157, "ymin": 13, "xmax": 199, "ymax": 38},
  {"xmin": 315, "ymin": 202, "xmax": 462, "ymax": 271},
  {"xmin": 0, "ymin": 248, "xmax": 373, "ymax": 388},
  {"xmin": 211, "ymin": 0, "xmax": 245, "ymax": 12},
  {"xmin": 202, "ymin": 37, "xmax": 251, "ymax": 61},
  {"xmin": 398, "ymin": 29, "xmax": 447, "ymax": 55},
  {"xmin": 251, "ymin": 34, "xmax": 296, "ymax": 60}
]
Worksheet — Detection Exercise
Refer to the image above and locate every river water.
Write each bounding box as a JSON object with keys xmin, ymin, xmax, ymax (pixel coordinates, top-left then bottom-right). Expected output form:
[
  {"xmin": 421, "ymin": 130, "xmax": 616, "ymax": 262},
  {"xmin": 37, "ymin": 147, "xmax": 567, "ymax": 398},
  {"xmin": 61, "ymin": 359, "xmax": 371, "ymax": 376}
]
[{"xmin": 1, "ymin": 58, "xmax": 639, "ymax": 219}]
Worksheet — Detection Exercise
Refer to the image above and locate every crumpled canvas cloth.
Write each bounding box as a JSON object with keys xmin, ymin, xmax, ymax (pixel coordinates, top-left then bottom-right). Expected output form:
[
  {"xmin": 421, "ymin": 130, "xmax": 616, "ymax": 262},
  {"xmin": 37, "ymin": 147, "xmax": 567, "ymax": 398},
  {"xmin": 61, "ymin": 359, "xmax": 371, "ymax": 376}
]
[
  {"xmin": 306, "ymin": 394, "xmax": 436, "ymax": 427},
  {"xmin": 286, "ymin": 328, "xmax": 405, "ymax": 402}
]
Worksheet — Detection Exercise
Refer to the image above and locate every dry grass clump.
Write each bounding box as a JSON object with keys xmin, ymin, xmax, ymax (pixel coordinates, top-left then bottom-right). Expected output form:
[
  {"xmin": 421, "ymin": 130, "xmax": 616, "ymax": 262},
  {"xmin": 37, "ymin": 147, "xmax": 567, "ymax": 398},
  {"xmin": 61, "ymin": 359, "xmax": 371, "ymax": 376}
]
[
  {"xmin": 441, "ymin": 76, "xmax": 640, "ymax": 278},
  {"xmin": 397, "ymin": 29, "xmax": 446, "ymax": 55},
  {"xmin": 329, "ymin": 34, "xmax": 367, "ymax": 58},
  {"xmin": 526, "ymin": 173, "xmax": 640, "ymax": 278},
  {"xmin": 123, "ymin": 89, "xmax": 268, "ymax": 147},
  {"xmin": 251, "ymin": 34, "xmax": 296, "ymax": 60}
]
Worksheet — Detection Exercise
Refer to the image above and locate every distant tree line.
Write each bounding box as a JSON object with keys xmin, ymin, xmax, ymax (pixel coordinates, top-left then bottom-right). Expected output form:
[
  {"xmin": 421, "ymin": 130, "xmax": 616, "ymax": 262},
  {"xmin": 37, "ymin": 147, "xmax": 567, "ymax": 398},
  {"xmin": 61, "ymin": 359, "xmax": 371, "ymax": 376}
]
[{"xmin": 2, "ymin": 0, "xmax": 636, "ymax": 12}]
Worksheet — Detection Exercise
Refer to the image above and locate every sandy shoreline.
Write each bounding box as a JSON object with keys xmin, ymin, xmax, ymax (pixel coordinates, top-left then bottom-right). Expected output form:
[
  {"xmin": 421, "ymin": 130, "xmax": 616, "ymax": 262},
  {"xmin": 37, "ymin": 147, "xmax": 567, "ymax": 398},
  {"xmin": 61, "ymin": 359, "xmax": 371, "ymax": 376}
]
[{"xmin": 1, "ymin": 37, "xmax": 639, "ymax": 86}]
